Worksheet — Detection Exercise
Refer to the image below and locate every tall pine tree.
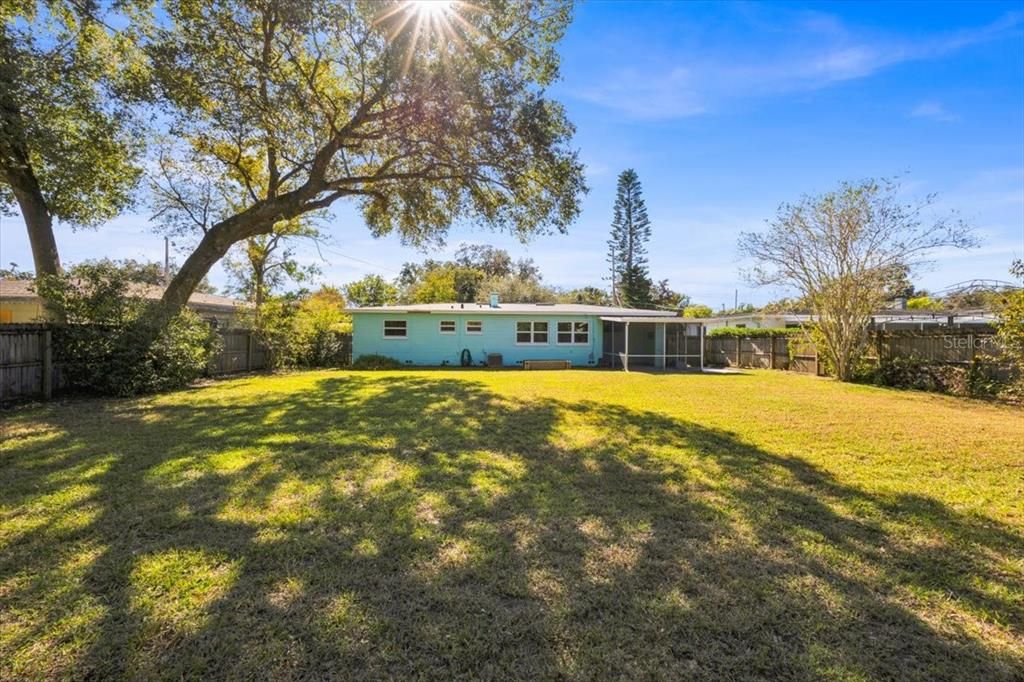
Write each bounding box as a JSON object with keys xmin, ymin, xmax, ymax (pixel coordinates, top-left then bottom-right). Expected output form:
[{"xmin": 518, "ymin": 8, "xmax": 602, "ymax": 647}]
[{"xmin": 607, "ymin": 169, "xmax": 654, "ymax": 307}]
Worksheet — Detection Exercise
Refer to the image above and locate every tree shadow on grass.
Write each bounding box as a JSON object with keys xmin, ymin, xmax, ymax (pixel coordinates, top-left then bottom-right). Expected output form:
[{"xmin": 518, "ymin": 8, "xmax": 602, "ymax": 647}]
[{"xmin": 1, "ymin": 374, "xmax": 1021, "ymax": 680}]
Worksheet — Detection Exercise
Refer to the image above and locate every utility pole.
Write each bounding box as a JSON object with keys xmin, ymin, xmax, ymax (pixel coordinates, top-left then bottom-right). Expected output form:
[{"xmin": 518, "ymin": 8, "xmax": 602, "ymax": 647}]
[
  {"xmin": 734, "ymin": 288, "xmax": 738, "ymax": 310},
  {"xmin": 164, "ymin": 237, "xmax": 170, "ymax": 286}
]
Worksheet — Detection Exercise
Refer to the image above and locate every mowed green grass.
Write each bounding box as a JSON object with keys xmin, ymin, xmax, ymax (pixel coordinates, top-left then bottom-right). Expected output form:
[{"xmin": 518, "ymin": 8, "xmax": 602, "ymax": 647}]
[{"xmin": 1, "ymin": 369, "xmax": 1022, "ymax": 680}]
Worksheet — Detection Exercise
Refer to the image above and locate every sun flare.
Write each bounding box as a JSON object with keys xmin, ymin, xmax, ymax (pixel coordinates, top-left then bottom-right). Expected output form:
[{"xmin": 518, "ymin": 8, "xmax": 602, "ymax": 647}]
[
  {"xmin": 409, "ymin": 0, "xmax": 455, "ymax": 18},
  {"xmin": 374, "ymin": 0, "xmax": 476, "ymax": 76}
]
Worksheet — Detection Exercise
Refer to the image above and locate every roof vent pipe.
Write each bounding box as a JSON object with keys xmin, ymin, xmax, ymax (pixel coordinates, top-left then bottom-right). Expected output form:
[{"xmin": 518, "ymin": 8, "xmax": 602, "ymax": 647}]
[{"xmin": 489, "ymin": 292, "xmax": 499, "ymax": 308}]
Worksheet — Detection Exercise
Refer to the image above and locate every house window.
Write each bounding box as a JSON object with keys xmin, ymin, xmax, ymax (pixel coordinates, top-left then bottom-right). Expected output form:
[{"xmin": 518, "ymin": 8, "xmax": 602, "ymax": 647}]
[
  {"xmin": 439, "ymin": 320, "xmax": 456, "ymax": 334},
  {"xmin": 383, "ymin": 320, "xmax": 407, "ymax": 338},
  {"xmin": 557, "ymin": 321, "xmax": 589, "ymax": 344},
  {"xmin": 516, "ymin": 321, "xmax": 548, "ymax": 344},
  {"xmin": 466, "ymin": 320, "xmax": 483, "ymax": 334}
]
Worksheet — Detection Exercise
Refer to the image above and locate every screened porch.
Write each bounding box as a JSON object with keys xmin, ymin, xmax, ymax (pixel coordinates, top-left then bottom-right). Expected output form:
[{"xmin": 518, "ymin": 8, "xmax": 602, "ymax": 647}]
[{"xmin": 601, "ymin": 317, "xmax": 705, "ymax": 371}]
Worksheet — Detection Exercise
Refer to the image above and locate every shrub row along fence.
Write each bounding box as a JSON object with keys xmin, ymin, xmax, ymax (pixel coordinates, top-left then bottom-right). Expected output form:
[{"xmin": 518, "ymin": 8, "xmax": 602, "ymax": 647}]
[
  {"xmin": 0, "ymin": 325, "xmax": 275, "ymax": 404},
  {"xmin": 705, "ymin": 329, "xmax": 1007, "ymax": 377}
]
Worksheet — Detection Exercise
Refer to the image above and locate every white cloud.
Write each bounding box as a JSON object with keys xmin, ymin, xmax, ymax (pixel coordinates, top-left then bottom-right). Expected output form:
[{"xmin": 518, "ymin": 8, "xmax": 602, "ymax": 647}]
[
  {"xmin": 908, "ymin": 100, "xmax": 959, "ymax": 122},
  {"xmin": 570, "ymin": 11, "xmax": 1023, "ymax": 120}
]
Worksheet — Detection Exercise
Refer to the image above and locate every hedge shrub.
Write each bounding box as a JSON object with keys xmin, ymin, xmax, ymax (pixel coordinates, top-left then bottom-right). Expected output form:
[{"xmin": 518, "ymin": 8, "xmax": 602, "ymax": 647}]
[
  {"xmin": 35, "ymin": 269, "xmax": 219, "ymax": 397},
  {"xmin": 351, "ymin": 354, "xmax": 404, "ymax": 370}
]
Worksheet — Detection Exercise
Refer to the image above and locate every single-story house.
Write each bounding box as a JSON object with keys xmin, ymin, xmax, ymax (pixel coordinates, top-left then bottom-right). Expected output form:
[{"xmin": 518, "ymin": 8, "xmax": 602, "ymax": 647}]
[
  {"xmin": 347, "ymin": 296, "xmax": 707, "ymax": 370},
  {"xmin": 0, "ymin": 278, "xmax": 248, "ymax": 327}
]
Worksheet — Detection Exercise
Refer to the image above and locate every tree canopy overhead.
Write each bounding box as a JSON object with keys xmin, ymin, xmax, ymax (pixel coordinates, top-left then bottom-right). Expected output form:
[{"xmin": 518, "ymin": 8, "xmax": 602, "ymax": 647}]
[
  {"xmin": 150, "ymin": 0, "xmax": 586, "ymax": 317},
  {"xmin": 1, "ymin": 0, "xmax": 148, "ymax": 276}
]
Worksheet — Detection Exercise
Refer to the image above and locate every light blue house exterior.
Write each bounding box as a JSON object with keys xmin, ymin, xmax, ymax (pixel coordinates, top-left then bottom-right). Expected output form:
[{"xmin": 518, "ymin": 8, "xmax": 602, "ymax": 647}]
[{"xmin": 348, "ymin": 301, "xmax": 706, "ymax": 369}]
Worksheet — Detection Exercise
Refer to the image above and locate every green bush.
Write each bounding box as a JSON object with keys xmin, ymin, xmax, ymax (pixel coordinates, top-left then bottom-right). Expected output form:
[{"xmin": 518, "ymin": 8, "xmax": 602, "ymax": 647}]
[
  {"xmin": 707, "ymin": 326, "xmax": 804, "ymax": 338},
  {"xmin": 255, "ymin": 288, "xmax": 351, "ymax": 368},
  {"xmin": 351, "ymin": 354, "xmax": 404, "ymax": 370},
  {"xmin": 35, "ymin": 268, "xmax": 219, "ymax": 397},
  {"xmin": 864, "ymin": 355, "xmax": 1004, "ymax": 398}
]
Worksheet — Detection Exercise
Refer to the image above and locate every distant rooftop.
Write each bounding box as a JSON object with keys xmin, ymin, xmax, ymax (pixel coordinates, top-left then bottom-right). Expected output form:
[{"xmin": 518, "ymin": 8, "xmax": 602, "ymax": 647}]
[
  {"xmin": 0, "ymin": 278, "xmax": 247, "ymax": 312},
  {"xmin": 346, "ymin": 302, "xmax": 670, "ymax": 316}
]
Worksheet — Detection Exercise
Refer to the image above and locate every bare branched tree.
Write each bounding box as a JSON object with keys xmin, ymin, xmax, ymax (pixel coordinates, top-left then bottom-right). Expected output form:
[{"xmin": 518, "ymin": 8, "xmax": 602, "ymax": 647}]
[{"xmin": 739, "ymin": 178, "xmax": 977, "ymax": 381}]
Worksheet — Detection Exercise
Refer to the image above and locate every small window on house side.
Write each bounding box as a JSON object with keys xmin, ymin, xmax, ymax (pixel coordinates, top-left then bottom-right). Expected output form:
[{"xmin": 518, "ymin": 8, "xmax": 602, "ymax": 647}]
[
  {"xmin": 383, "ymin": 320, "xmax": 407, "ymax": 338},
  {"xmin": 466, "ymin": 320, "xmax": 483, "ymax": 334},
  {"xmin": 439, "ymin": 320, "xmax": 456, "ymax": 334}
]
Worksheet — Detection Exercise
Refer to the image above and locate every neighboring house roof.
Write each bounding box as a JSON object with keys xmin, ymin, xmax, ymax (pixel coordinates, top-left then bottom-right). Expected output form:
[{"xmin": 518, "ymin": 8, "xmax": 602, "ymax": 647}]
[
  {"xmin": 704, "ymin": 311, "xmax": 997, "ymax": 326},
  {"xmin": 345, "ymin": 303, "xmax": 672, "ymax": 316},
  {"xmin": 0, "ymin": 278, "xmax": 247, "ymax": 313}
]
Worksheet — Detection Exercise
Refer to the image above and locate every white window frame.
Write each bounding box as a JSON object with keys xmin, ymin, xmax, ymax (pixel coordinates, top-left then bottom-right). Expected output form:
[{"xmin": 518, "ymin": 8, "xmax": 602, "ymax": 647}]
[
  {"xmin": 382, "ymin": 319, "xmax": 407, "ymax": 339},
  {"xmin": 515, "ymin": 320, "xmax": 549, "ymax": 345},
  {"xmin": 439, "ymin": 320, "xmax": 456, "ymax": 335},
  {"xmin": 556, "ymin": 320, "xmax": 590, "ymax": 345},
  {"xmin": 465, "ymin": 320, "xmax": 483, "ymax": 334}
]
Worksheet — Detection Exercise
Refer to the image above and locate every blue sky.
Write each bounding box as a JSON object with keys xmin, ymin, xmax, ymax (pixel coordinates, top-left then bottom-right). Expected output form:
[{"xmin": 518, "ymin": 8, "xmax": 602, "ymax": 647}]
[{"xmin": 2, "ymin": 0, "xmax": 1022, "ymax": 308}]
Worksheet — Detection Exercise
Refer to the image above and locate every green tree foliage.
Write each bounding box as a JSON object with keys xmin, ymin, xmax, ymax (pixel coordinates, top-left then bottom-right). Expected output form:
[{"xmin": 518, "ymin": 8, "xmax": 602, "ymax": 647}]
[
  {"xmin": 255, "ymin": 287, "xmax": 351, "ymax": 367},
  {"xmin": 882, "ymin": 263, "xmax": 919, "ymax": 302},
  {"xmin": 996, "ymin": 260, "xmax": 1024, "ymax": 393},
  {"xmin": 649, "ymin": 279, "xmax": 688, "ymax": 309},
  {"xmin": 344, "ymin": 274, "xmax": 399, "ymax": 307},
  {"xmin": 607, "ymin": 168, "xmax": 653, "ymax": 307},
  {"xmin": 479, "ymin": 274, "xmax": 555, "ymax": 303},
  {"xmin": 1, "ymin": 1, "xmax": 147, "ymax": 276},
  {"xmin": 32, "ymin": 264, "xmax": 219, "ymax": 396},
  {"xmin": 682, "ymin": 304, "xmax": 713, "ymax": 318},
  {"xmin": 759, "ymin": 297, "xmax": 813, "ymax": 314},
  {"xmin": 405, "ymin": 265, "xmax": 483, "ymax": 303},
  {"xmin": 224, "ymin": 221, "xmax": 319, "ymax": 313},
  {"xmin": 399, "ymin": 245, "xmax": 553, "ymax": 303},
  {"xmin": 291, "ymin": 287, "xmax": 351, "ymax": 366},
  {"xmin": 739, "ymin": 178, "xmax": 976, "ymax": 381},
  {"xmin": 149, "ymin": 0, "xmax": 585, "ymax": 321},
  {"xmin": 558, "ymin": 286, "xmax": 611, "ymax": 306},
  {"xmin": 620, "ymin": 265, "xmax": 654, "ymax": 309},
  {"xmin": 64, "ymin": 258, "xmax": 217, "ymax": 294},
  {"xmin": 906, "ymin": 295, "xmax": 943, "ymax": 311}
]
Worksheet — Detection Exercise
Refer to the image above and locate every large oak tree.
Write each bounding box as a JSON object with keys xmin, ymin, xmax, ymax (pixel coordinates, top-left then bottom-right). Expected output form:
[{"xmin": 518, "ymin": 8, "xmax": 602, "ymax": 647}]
[
  {"xmin": 0, "ymin": 1, "xmax": 147, "ymax": 276},
  {"xmin": 150, "ymin": 0, "xmax": 586, "ymax": 320}
]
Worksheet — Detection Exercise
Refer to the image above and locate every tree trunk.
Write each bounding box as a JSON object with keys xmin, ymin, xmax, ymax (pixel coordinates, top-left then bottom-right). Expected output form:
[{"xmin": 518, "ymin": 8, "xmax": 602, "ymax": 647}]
[
  {"xmin": 160, "ymin": 195, "xmax": 302, "ymax": 320},
  {"xmin": 162, "ymin": 224, "xmax": 242, "ymax": 316},
  {"xmin": 4, "ymin": 164, "xmax": 61, "ymax": 277}
]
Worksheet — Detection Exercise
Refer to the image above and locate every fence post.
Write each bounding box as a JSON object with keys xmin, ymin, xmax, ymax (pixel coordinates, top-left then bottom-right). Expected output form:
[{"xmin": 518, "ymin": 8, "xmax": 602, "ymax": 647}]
[
  {"xmin": 735, "ymin": 337, "xmax": 741, "ymax": 367},
  {"xmin": 246, "ymin": 332, "xmax": 254, "ymax": 371},
  {"xmin": 41, "ymin": 329, "xmax": 52, "ymax": 400}
]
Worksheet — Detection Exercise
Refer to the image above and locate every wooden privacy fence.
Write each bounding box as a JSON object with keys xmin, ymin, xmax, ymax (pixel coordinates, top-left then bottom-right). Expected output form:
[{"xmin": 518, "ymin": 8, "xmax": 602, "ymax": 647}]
[
  {"xmin": 0, "ymin": 325, "xmax": 55, "ymax": 402},
  {"xmin": 0, "ymin": 325, "xmax": 272, "ymax": 403},
  {"xmin": 211, "ymin": 329, "xmax": 270, "ymax": 375},
  {"xmin": 705, "ymin": 330, "xmax": 1005, "ymax": 376}
]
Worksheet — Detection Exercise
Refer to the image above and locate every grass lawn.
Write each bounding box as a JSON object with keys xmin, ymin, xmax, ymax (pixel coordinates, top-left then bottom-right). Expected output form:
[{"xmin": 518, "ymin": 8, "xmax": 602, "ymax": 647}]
[{"xmin": 1, "ymin": 369, "xmax": 1022, "ymax": 680}]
